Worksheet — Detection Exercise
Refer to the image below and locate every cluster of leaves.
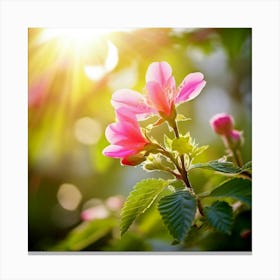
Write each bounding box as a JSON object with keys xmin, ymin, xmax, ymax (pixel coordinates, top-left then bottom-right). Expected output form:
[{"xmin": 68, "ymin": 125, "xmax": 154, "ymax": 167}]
[{"xmin": 120, "ymin": 160, "xmax": 251, "ymax": 243}]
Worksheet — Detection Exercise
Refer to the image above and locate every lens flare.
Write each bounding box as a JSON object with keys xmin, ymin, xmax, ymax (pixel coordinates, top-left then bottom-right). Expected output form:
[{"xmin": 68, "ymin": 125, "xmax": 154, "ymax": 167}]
[
  {"xmin": 84, "ymin": 41, "xmax": 119, "ymax": 80},
  {"xmin": 39, "ymin": 28, "xmax": 109, "ymax": 51}
]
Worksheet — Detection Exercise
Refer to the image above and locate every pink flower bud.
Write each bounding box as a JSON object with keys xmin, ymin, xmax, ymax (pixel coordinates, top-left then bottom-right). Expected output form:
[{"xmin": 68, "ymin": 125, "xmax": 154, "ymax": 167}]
[
  {"xmin": 210, "ymin": 113, "xmax": 234, "ymax": 135},
  {"xmin": 228, "ymin": 129, "xmax": 243, "ymax": 148},
  {"xmin": 230, "ymin": 129, "xmax": 242, "ymax": 142}
]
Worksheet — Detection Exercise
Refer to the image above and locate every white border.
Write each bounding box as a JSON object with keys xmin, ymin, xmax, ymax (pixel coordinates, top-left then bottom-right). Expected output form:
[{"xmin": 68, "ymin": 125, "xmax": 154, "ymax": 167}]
[{"xmin": 1, "ymin": 0, "xmax": 280, "ymax": 279}]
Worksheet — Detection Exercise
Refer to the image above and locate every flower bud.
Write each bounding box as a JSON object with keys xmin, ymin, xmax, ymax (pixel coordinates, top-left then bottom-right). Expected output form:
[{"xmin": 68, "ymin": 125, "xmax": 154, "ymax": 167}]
[
  {"xmin": 210, "ymin": 113, "xmax": 234, "ymax": 135},
  {"xmin": 228, "ymin": 129, "xmax": 243, "ymax": 148}
]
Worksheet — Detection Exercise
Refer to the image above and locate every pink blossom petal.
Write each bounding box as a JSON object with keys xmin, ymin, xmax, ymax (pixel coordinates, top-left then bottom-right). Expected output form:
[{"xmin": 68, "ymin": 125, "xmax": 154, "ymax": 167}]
[
  {"xmin": 145, "ymin": 61, "xmax": 173, "ymax": 87},
  {"xmin": 102, "ymin": 145, "xmax": 135, "ymax": 158},
  {"xmin": 176, "ymin": 72, "xmax": 206, "ymax": 104},
  {"xmin": 105, "ymin": 122, "xmax": 147, "ymax": 146},
  {"xmin": 111, "ymin": 89, "xmax": 153, "ymax": 116},
  {"xmin": 167, "ymin": 76, "xmax": 177, "ymax": 99},
  {"xmin": 115, "ymin": 107, "xmax": 138, "ymax": 123},
  {"xmin": 146, "ymin": 81, "xmax": 172, "ymax": 116}
]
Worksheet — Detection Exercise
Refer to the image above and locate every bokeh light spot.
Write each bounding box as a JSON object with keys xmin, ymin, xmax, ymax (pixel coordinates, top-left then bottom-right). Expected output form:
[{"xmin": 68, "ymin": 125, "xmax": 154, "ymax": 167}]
[
  {"xmin": 57, "ymin": 183, "xmax": 82, "ymax": 211},
  {"xmin": 74, "ymin": 117, "xmax": 102, "ymax": 145}
]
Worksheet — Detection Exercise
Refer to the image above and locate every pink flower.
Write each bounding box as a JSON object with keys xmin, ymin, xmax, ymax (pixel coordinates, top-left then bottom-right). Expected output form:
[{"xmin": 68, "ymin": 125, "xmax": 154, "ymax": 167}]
[
  {"xmin": 210, "ymin": 113, "xmax": 234, "ymax": 135},
  {"xmin": 103, "ymin": 109, "xmax": 150, "ymax": 166},
  {"xmin": 111, "ymin": 61, "xmax": 206, "ymax": 118}
]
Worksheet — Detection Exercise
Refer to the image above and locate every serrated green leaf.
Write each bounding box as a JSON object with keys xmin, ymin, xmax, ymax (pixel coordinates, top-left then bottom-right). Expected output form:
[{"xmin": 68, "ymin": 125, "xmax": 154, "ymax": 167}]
[
  {"xmin": 158, "ymin": 190, "xmax": 196, "ymax": 242},
  {"xmin": 172, "ymin": 136, "xmax": 193, "ymax": 155},
  {"xmin": 190, "ymin": 160, "xmax": 241, "ymax": 174},
  {"xmin": 204, "ymin": 201, "xmax": 233, "ymax": 234},
  {"xmin": 209, "ymin": 178, "xmax": 252, "ymax": 206},
  {"xmin": 120, "ymin": 178, "xmax": 168, "ymax": 236}
]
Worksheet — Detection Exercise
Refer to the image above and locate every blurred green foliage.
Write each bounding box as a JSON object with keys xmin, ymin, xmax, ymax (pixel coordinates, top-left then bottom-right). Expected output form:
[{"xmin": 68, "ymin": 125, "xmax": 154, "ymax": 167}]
[{"xmin": 28, "ymin": 28, "xmax": 251, "ymax": 251}]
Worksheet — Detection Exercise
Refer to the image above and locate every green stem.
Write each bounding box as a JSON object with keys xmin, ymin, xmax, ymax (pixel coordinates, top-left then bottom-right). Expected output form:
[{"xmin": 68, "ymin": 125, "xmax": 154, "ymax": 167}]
[
  {"xmin": 171, "ymin": 119, "xmax": 204, "ymax": 216},
  {"xmin": 232, "ymin": 149, "xmax": 243, "ymax": 168},
  {"xmin": 197, "ymin": 199, "xmax": 204, "ymax": 216},
  {"xmin": 224, "ymin": 135, "xmax": 243, "ymax": 168},
  {"xmin": 157, "ymin": 146, "xmax": 182, "ymax": 175},
  {"xmin": 163, "ymin": 168, "xmax": 182, "ymax": 180},
  {"xmin": 171, "ymin": 121, "xmax": 189, "ymax": 184}
]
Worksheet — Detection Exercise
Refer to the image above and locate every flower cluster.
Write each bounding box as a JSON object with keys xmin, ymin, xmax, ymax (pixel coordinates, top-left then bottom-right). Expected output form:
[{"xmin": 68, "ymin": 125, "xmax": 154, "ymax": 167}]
[
  {"xmin": 103, "ymin": 61, "xmax": 206, "ymax": 165},
  {"xmin": 101, "ymin": 61, "xmax": 250, "ymax": 243}
]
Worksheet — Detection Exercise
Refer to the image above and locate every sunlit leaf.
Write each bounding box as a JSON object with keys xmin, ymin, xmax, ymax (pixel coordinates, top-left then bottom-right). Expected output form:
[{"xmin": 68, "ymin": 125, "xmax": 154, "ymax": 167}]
[
  {"xmin": 192, "ymin": 145, "xmax": 209, "ymax": 157},
  {"xmin": 120, "ymin": 178, "xmax": 168, "ymax": 236},
  {"xmin": 175, "ymin": 114, "xmax": 191, "ymax": 122},
  {"xmin": 164, "ymin": 134, "xmax": 173, "ymax": 151},
  {"xmin": 158, "ymin": 190, "xmax": 196, "ymax": 241},
  {"xmin": 172, "ymin": 136, "xmax": 193, "ymax": 155}
]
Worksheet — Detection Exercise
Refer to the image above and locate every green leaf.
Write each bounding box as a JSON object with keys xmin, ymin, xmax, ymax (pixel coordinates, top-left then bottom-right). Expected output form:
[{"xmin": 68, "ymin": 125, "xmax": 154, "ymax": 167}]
[
  {"xmin": 158, "ymin": 190, "xmax": 196, "ymax": 242},
  {"xmin": 120, "ymin": 178, "xmax": 168, "ymax": 236},
  {"xmin": 172, "ymin": 136, "xmax": 193, "ymax": 155},
  {"xmin": 190, "ymin": 160, "xmax": 241, "ymax": 174},
  {"xmin": 192, "ymin": 145, "xmax": 209, "ymax": 157},
  {"xmin": 51, "ymin": 218, "xmax": 116, "ymax": 251},
  {"xmin": 168, "ymin": 179, "xmax": 185, "ymax": 191},
  {"xmin": 204, "ymin": 201, "xmax": 233, "ymax": 234},
  {"xmin": 209, "ymin": 178, "xmax": 252, "ymax": 206},
  {"xmin": 175, "ymin": 114, "xmax": 191, "ymax": 122},
  {"xmin": 164, "ymin": 134, "xmax": 173, "ymax": 150},
  {"xmin": 241, "ymin": 161, "xmax": 252, "ymax": 171}
]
